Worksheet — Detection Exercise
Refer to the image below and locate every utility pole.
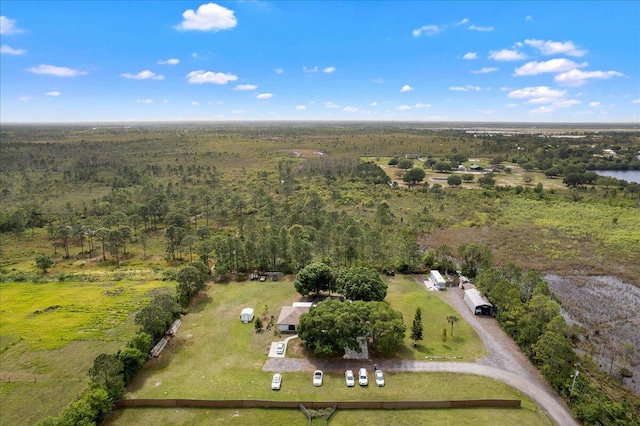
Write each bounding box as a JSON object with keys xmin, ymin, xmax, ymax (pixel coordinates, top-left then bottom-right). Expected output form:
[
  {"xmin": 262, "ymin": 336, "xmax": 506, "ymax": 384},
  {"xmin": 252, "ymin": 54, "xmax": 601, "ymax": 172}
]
[{"xmin": 570, "ymin": 365, "xmax": 580, "ymax": 397}]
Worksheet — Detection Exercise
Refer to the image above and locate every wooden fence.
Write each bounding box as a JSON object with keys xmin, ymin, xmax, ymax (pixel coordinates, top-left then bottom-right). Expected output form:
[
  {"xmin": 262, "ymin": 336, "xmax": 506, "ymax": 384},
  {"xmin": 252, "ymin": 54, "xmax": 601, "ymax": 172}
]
[{"xmin": 115, "ymin": 398, "xmax": 521, "ymax": 410}]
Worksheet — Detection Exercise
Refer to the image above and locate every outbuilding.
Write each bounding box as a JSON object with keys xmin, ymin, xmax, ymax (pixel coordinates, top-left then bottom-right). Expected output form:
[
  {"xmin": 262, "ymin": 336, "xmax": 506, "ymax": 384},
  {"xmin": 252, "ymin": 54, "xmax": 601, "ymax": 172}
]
[
  {"xmin": 240, "ymin": 307, "xmax": 254, "ymax": 323},
  {"xmin": 430, "ymin": 270, "xmax": 447, "ymax": 290},
  {"xmin": 464, "ymin": 289, "xmax": 494, "ymax": 316}
]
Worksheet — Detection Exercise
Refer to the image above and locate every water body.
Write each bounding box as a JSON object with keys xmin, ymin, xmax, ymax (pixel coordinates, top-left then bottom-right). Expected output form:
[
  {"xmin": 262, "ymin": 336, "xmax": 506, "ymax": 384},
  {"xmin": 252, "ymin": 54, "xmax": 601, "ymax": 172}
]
[{"xmin": 595, "ymin": 170, "xmax": 640, "ymax": 184}]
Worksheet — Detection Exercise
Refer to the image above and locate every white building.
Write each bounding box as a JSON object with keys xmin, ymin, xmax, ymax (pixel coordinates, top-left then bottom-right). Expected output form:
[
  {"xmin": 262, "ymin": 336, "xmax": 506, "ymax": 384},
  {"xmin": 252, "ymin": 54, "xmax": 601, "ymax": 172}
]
[
  {"xmin": 464, "ymin": 289, "xmax": 494, "ymax": 315},
  {"xmin": 240, "ymin": 307, "xmax": 254, "ymax": 323}
]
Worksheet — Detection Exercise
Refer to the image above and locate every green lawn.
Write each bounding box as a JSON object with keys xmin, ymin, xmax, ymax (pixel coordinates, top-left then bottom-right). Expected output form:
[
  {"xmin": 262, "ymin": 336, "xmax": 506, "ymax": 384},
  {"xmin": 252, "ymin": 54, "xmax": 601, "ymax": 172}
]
[
  {"xmin": 108, "ymin": 278, "xmax": 547, "ymax": 425},
  {"xmin": 0, "ymin": 280, "xmax": 172, "ymax": 426}
]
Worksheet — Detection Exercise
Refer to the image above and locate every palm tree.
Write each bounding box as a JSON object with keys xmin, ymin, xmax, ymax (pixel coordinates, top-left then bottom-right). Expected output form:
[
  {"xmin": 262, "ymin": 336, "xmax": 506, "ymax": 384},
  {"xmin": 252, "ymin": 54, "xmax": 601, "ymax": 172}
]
[{"xmin": 446, "ymin": 315, "xmax": 460, "ymax": 336}]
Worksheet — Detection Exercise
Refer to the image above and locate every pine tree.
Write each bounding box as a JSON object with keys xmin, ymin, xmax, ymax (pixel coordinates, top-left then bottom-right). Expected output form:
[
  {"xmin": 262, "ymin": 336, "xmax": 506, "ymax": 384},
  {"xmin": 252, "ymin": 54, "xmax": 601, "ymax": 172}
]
[{"xmin": 411, "ymin": 308, "xmax": 423, "ymax": 347}]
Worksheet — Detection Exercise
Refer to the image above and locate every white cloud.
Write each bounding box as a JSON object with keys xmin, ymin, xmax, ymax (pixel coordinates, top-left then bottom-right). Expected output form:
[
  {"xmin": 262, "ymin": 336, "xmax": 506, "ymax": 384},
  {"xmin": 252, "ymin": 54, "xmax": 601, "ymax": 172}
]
[
  {"xmin": 136, "ymin": 99, "xmax": 153, "ymax": 104},
  {"xmin": 231, "ymin": 109, "xmax": 245, "ymax": 114},
  {"xmin": 509, "ymin": 85, "xmax": 580, "ymax": 111},
  {"xmin": 450, "ymin": 85, "xmax": 481, "ymax": 92},
  {"xmin": 187, "ymin": 70, "xmax": 238, "ymax": 84},
  {"xmin": 508, "ymin": 86, "xmax": 566, "ymax": 101},
  {"xmin": 324, "ymin": 102, "xmax": 340, "ymax": 109},
  {"xmin": 295, "ymin": 105, "xmax": 307, "ymax": 110},
  {"xmin": 507, "ymin": 103, "xmax": 518, "ymax": 107},
  {"xmin": 191, "ymin": 101, "xmax": 199, "ymax": 106},
  {"xmin": 1, "ymin": 44, "xmax": 26, "ymax": 55},
  {"xmin": 525, "ymin": 15, "xmax": 534, "ymax": 21},
  {"xmin": 400, "ymin": 85, "xmax": 413, "ymax": 93},
  {"xmin": 554, "ymin": 99, "xmax": 581, "ymax": 108},
  {"xmin": 554, "ymin": 69, "xmax": 623, "ymax": 86},
  {"xmin": 472, "ymin": 67, "xmax": 498, "ymax": 74},
  {"xmin": 372, "ymin": 77, "xmax": 384, "ymax": 84},
  {"xmin": 488, "ymin": 49, "xmax": 527, "ymax": 61},
  {"xmin": 412, "ymin": 25, "xmax": 440, "ymax": 37},
  {"xmin": 45, "ymin": 91, "xmax": 60, "ymax": 96},
  {"xmin": 370, "ymin": 102, "xmax": 378, "ymax": 106},
  {"xmin": 303, "ymin": 66, "xmax": 318, "ymax": 73},
  {"xmin": 163, "ymin": 99, "xmax": 169, "ymax": 103},
  {"xmin": 0, "ymin": 16, "xmax": 24, "ymax": 35},
  {"xmin": 18, "ymin": 96, "xmax": 31, "ymax": 101},
  {"xmin": 463, "ymin": 52, "xmax": 477, "ymax": 60},
  {"xmin": 121, "ymin": 70, "xmax": 165, "ymax": 80},
  {"xmin": 175, "ymin": 3, "xmax": 237, "ymax": 32},
  {"xmin": 323, "ymin": 66, "xmax": 336, "ymax": 73},
  {"xmin": 396, "ymin": 105, "xmax": 412, "ymax": 111},
  {"xmin": 256, "ymin": 93, "xmax": 273, "ymax": 99},
  {"xmin": 233, "ymin": 84, "xmax": 257, "ymax": 91},
  {"xmin": 514, "ymin": 59, "xmax": 587, "ymax": 76},
  {"xmin": 633, "ymin": 99, "xmax": 640, "ymax": 104},
  {"xmin": 469, "ymin": 25, "xmax": 493, "ymax": 32},
  {"xmin": 157, "ymin": 58, "xmax": 180, "ymax": 65},
  {"xmin": 26, "ymin": 64, "xmax": 87, "ymax": 77},
  {"xmin": 589, "ymin": 102, "xmax": 601, "ymax": 107},
  {"xmin": 530, "ymin": 106, "xmax": 554, "ymax": 114},
  {"xmin": 415, "ymin": 103, "xmax": 431, "ymax": 108},
  {"xmin": 274, "ymin": 68, "xmax": 284, "ymax": 74},
  {"xmin": 343, "ymin": 106, "xmax": 360, "ymax": 112},
  {"xmin": 524, "ymin": 39, "xmax": 587, "ymax": 57},
  {"xmin": 455, "ymin": 18, "xmax": 469, "ymax": 26}
]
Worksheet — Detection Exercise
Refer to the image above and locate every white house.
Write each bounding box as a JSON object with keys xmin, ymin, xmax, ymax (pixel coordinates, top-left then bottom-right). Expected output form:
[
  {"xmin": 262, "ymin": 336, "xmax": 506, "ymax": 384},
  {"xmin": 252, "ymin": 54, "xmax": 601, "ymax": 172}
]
[
  {"xmin": 430, "ymin": 270, "xmax": 447, "ymax": 290},
  {"xmin": 240, "ymin": 307, "xmax": 254, "ymax": 323}
]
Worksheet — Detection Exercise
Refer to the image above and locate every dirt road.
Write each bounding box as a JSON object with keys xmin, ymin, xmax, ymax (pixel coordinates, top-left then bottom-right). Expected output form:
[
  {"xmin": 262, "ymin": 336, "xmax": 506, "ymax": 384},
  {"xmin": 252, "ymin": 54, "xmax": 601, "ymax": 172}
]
[{"xmin": 263, "ymin": 278, "xmax": 578, "ymax": 426}]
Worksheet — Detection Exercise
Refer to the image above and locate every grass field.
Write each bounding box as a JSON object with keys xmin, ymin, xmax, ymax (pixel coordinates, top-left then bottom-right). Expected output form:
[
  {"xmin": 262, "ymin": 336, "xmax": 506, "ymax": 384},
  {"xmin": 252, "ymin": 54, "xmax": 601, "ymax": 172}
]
[
  {"xmin": 100, "ymin": 277, "xmax": 552, "ymax": 425},
  {"xmin": 0, "ymin": 280, "xmax": 173, "ymax": 425}
]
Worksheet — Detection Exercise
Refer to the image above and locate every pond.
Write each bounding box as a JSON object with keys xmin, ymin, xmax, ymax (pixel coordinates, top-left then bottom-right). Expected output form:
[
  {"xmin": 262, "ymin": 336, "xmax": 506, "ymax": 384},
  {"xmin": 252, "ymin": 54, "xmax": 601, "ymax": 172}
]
[{"xmin": 595, "ymin": 170, "xmax": 640, "ymax": 184}]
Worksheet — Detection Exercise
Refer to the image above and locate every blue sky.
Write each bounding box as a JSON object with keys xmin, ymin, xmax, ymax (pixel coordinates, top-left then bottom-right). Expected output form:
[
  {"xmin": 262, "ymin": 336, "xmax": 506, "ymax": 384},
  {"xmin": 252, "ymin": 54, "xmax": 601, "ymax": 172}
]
[{"xmin": 1, "ymin": 1, "xmax": 639, "ymax": 123}]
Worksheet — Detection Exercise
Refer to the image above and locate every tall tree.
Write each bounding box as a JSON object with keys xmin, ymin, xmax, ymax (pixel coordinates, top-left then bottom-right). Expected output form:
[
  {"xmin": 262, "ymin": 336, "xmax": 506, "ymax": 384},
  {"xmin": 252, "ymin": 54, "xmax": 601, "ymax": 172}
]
[
  {"xmin": 411, "ymin": 308, "xmax": 424, "ymax": 347},
  {"xmin": 446, "ymin": 315, "xmax": 459, "ymax": 336}
]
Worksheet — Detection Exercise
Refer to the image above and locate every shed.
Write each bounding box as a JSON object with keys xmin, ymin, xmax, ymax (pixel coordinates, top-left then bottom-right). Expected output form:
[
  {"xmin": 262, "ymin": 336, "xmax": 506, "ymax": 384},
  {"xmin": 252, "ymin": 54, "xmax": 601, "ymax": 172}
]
[
  {"xmin": 430, "ymin": 270, "xmax": 447, "ymax": 290},
  {"xmin": 464, "ymin": 289, "xmax": 494, "ymax": 316},
  {"xmin": 277, "ymin": 306, "xmax": 310, "ymax": 332},
  {"xmin": 240, "ymin": 307, "xmax": 254, "ymax": 323}
]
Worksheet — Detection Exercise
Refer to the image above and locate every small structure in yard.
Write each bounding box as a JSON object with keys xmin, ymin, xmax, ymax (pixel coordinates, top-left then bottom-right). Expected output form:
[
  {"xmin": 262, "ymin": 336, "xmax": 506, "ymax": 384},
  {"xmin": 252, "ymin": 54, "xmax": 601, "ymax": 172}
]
[
  {"xmin": 277, "ymin": 305, "xmax": 310, "ymax": 332},
  {"xmin": 166, "ymin": 319, "xmax": 182, "ymax": 336},
  {"xmin": 240, "ymin": 307, "xmax": 255, "ymax": 323},
  {"xmin": 430, "ymin": 270, "xmax": 447, "ymax": 290},
  {"xmin": 464, "ymin": 288, "xmax": 494, "ymax": 316},
  {"xmin": 149, "ymin": 336, "xmax": 169, "ymax": 358}
]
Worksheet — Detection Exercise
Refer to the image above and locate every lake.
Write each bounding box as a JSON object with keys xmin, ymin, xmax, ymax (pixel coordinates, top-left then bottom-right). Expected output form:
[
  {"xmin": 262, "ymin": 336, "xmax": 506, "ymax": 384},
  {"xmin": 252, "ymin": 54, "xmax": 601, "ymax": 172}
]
[{"xmin": 595, "ymin": 170, "xmax": 640, "ymax": 184}]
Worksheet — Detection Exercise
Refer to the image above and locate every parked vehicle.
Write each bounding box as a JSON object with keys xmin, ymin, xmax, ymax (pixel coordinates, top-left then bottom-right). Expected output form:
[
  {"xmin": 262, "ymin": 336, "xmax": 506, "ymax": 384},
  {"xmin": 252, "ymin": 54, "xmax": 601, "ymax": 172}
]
[
  {"xmin": 271, "ymin": 373, "xmax": 282, "ymax": 390},
  {"xmin": 313, "ymin": 370, "xmax": 323, "ymax": 386},
  {"xmin": 345, "ymin": 369, "xmax": 355, "ymax": 387},
  {"xmin": 276, "ymin": 342, "xmax": 285, "ymax": 355},
  {"xmin": 358, "ymin": 368, "xmax": 368, "ymax": 386},
  {"xmin": 375, "ymin": 369, "xmax": 385, "ymax": 387}
]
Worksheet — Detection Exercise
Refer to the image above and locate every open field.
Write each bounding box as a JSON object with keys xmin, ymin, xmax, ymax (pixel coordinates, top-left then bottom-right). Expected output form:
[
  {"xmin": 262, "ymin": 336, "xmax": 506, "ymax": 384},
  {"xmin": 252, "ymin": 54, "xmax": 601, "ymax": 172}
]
[{"xmin": 0, "ymin": 279, "xmax": 172, "ymax": 425}]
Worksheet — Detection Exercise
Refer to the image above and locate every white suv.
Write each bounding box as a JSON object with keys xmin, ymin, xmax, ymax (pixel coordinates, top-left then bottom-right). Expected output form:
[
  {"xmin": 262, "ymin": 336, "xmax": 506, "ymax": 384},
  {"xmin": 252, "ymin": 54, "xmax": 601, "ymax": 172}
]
[{"xmin": 358, "ymin": 368, "xmax": 368, "ymax": 386}]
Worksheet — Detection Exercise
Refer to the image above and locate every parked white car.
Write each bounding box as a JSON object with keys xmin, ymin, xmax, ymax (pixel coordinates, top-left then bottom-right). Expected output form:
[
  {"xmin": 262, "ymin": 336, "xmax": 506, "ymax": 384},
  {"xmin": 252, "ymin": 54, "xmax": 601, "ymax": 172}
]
[
  {"xmin": 313, "ymin": 370, "xmax": 323, "ymax": 386},
  {"xmin": 345, "ymin": 369, "xmax": 355, "ymax": 387},
  {"xmin": 276, "ymin": 342, "xmax": 285, "ymax": 355},
  {"xmin": 271, "ymin": 373, "xmax": 282, "ymax": 390},
  {"xmin": 358, "ymin": 368, "xmax": 368, "ymax": 386},
  {"xmin": 375, "ymin": 369, "xmax": 385, "ymax": 387}
]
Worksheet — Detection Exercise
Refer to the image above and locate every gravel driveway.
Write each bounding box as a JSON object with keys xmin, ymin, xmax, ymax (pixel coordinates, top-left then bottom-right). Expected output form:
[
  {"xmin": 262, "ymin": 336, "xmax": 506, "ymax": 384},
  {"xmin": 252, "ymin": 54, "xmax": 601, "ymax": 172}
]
[{"xmin": 262, "ymin": 277, "xmax": 578, "ymax": 426}]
